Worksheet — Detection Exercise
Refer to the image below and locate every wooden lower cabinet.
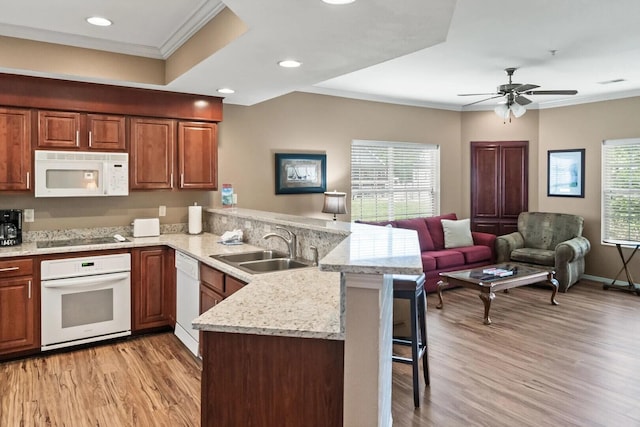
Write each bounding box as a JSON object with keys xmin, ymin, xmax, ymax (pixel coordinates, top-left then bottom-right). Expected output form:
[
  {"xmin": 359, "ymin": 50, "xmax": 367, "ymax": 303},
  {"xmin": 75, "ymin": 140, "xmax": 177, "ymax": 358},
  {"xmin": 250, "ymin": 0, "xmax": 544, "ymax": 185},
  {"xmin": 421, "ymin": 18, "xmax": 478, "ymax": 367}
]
[
  {"xmin": 0, "ymin": 257, "xmax": 38, "ymax": 357},
  {"xmin": 132, "ymin": 247, "xmax": 175, "ymax": 332},
  {"xmin": 201, "ymin": 331, "xmax": 344, "ymax": 426},
  {"xmin": 199, "ymin": 264, "xmax": 246, "ymax": 315}
]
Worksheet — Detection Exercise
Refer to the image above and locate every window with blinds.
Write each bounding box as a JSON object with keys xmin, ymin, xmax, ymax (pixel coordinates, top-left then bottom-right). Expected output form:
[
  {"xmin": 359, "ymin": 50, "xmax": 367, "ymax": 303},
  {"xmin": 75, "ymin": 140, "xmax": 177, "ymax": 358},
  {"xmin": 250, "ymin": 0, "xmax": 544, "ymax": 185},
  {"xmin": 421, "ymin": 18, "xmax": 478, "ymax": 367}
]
[
  {"xmin": 602, "ymin": 138, "xmax": 640, "ymax": 242},
  {"xmin": 351, "ymin": 140, "xmax": 440, "ymax": 222}
]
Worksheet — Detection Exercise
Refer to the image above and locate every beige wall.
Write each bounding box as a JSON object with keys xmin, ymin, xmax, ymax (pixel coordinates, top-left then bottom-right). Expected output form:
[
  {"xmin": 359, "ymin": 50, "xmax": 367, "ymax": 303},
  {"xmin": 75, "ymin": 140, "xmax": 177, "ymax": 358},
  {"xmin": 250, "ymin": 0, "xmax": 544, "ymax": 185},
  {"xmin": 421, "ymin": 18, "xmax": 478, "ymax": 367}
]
[
  {"xmin": 538, "ymin": 97, "xmax": 640, "ymax": 280},
  {"xmin": 214, "ymin": 92, "xmax": 462, "ymax": 219}
]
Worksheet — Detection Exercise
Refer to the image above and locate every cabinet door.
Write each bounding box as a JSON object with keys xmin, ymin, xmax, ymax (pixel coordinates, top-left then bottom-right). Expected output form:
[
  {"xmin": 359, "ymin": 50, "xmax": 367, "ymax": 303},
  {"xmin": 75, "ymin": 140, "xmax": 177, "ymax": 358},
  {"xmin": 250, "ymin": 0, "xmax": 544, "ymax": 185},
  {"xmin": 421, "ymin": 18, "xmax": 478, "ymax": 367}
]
[
  {"xmin": 225, "ymin": 276, "xmax": 246, "ymax": 297},
  {"xmin": 0, "ymin": 108, "xmax": 31, "ymax": 191},
  {"xmin": 200, "ymin": 281, "xmax": 225, "ymax": 315},
  {"xmin": 129, "ymin": 117, "xmax": 176, "ymax": 190},
  {"xmin": 178, "ymin": 121, "xmax": 217, "ymax": 189},
  {"xmin": 88, "ymin": 114, "xmax": 126, "ymax": 151},
  {"xmin": 132, "ymin": 247, "xmax": 175, "ymax": 331},
  {"xmin": 37, "ymin": 110, "xmax": 82, "ymax": 148},
  {"xmin": 0, "ymin": 277, "xmax": 37, "ymax": 355}
]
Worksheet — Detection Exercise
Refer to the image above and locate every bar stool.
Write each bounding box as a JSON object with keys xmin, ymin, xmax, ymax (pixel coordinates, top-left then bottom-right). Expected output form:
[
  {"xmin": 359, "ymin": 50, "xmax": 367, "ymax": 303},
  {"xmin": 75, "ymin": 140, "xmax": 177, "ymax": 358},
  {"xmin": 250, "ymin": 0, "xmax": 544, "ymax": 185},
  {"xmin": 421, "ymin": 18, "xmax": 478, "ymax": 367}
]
[{"xmin": 392, "ymin": 273, "xmax": 429, "ymax": 408}]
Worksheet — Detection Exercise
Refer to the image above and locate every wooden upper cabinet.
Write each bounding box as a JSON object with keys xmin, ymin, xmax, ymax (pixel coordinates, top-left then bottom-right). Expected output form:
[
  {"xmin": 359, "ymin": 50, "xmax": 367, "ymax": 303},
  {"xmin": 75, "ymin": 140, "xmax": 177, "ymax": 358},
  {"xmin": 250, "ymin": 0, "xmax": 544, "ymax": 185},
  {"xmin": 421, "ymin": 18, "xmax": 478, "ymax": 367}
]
[
  {"xmin": 87, "ymin": 114, "xmax": 126, "ymax": 150},
  {"xmin": 37, "ymin": 110, "xmax": 81, "ymax": 148},
  {"xmin": 178, "ymin": 121, "xmax": 218, "ymax": 190},
  {"xmin": 129, "ymin": 117, "xmax": 176, "ymax": 190},
  {"xmin": 0, "ymin": 108, "xmax": 31, "ymax": 191},
  {"xmin": 37, "ymin": 110, "xmax": 126, "ymax": 151}
]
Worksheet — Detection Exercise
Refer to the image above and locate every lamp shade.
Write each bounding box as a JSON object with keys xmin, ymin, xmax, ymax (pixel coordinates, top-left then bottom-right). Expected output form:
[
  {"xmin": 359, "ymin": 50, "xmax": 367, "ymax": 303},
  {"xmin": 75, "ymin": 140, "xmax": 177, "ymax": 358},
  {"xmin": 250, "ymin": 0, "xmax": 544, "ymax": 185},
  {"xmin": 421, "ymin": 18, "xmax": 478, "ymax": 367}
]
[{"xmin": 322, "ymin": 191, "xmax": 347, "ymax": 220}]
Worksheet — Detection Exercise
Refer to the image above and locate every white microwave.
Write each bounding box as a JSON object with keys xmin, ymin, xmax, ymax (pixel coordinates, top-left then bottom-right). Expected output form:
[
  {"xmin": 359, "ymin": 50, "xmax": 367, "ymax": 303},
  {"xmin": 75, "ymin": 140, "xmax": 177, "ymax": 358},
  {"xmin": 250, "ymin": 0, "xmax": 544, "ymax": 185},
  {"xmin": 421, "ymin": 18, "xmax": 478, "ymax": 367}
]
[{"xmin": 35, "ymin": 150, "xmax": 129, "ymax": 198}]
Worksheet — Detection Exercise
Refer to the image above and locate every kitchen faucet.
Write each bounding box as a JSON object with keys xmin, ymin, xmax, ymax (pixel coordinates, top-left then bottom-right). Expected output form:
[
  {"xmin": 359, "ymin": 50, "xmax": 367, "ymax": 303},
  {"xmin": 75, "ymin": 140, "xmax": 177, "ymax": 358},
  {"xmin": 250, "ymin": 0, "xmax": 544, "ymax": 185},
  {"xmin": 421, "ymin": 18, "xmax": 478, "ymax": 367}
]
[{"xmin": 263, "ymin": 226, "xmax": 297, "ymax": 258}]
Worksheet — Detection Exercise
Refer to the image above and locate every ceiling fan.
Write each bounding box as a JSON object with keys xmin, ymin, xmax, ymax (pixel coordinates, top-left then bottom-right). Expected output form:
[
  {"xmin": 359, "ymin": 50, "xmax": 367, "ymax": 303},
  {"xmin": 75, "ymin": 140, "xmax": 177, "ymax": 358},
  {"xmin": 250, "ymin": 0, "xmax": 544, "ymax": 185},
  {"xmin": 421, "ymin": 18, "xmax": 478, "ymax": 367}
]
[{"xmin": 458, "ymin": 67, "xmax": 578, "ymax": 119}]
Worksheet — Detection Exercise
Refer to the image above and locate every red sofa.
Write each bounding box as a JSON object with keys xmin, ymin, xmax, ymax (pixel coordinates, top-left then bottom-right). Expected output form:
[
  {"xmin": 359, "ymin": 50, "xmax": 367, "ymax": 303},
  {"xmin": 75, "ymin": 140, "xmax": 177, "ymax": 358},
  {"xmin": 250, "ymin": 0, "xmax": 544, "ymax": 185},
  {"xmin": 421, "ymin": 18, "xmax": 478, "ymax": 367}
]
[{"xmin": 361, "ymin": 213, "xmax": 496, "ymax": 293}]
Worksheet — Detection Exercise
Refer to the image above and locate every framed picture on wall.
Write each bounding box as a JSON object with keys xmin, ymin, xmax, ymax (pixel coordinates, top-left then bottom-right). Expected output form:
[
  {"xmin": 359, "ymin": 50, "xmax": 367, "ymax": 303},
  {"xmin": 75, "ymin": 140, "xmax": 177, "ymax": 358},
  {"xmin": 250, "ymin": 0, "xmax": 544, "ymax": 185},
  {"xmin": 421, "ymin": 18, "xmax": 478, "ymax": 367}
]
[
  {"xmin": 547, "ymin": 149, "xmax": 585, "ymax": 197},
  {"xmin": 275, "ymin": 153, "xmax": 327, "ymax": 194}
]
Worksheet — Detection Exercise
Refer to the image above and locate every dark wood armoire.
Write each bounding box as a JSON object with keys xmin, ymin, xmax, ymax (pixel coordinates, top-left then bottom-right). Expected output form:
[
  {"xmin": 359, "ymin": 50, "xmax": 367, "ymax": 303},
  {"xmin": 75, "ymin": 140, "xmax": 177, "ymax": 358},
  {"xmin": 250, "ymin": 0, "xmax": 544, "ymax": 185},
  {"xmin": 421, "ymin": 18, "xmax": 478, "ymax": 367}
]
[{"xmin": 470, "ymin": 141, "xmax": 528, "ymax": 235}]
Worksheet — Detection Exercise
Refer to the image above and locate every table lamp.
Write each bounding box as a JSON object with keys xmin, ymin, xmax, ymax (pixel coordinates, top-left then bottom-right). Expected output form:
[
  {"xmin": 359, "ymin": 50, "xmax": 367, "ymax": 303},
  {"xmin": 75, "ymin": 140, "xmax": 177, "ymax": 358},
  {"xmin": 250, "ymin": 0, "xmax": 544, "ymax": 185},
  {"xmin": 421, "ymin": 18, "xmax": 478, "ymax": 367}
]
[{"xmin": 322, "ymin": 191, "xmax": 347, "ymax": 221}]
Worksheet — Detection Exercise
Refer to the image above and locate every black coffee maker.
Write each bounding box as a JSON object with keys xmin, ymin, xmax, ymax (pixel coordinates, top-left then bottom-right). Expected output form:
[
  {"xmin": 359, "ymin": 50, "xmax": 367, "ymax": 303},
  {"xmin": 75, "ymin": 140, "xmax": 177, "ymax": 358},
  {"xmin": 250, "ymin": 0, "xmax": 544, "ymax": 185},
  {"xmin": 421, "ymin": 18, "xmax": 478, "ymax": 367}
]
[{"xmin": 0, "ymin": 209, "xmax": 22, "ymax": 246}]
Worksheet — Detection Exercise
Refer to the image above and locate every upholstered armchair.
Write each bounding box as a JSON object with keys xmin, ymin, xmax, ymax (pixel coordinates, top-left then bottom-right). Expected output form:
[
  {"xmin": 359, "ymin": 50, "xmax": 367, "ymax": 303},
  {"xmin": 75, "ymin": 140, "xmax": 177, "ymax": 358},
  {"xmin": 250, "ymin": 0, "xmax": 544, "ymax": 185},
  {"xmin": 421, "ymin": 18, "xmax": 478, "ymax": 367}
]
[{"xmin": 495, "ymin": 212, "xmax": 591, "ymax": 292}]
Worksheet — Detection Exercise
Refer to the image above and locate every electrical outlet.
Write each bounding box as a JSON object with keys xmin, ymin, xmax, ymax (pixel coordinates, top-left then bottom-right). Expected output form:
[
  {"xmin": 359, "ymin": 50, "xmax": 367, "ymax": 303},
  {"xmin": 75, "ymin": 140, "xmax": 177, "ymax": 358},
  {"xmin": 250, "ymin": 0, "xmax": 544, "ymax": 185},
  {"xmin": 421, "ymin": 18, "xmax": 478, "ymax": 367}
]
[
  {"xmin": 264, "ymin": 224, "xmax": 271, "ymax": 233},
  {"xmin": 24, "ymin": 209, "xmax": 34, "ymax": 222},
  {"xmin": 159, "ymin": 205, "xmax": 166, "ymax": 217},
  {"xmin": 221, "ymin": 216, "xmax": 227, "ymax": 224},
  {"xmin": 245, "ymin": 221, "xmax": 252, "ymax": 229}
]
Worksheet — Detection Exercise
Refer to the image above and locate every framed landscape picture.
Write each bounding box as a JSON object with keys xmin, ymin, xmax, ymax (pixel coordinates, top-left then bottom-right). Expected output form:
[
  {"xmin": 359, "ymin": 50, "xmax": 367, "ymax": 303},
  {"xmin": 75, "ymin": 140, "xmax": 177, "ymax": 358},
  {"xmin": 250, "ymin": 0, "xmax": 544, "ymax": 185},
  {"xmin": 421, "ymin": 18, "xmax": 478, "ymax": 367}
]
[
  {"xmin": 275, "ymin": 153, "xmax": 327, "ymax": 194},
  {"xmin": 547, "ymin": 149, "xmax": 585, "ymax": 197}
]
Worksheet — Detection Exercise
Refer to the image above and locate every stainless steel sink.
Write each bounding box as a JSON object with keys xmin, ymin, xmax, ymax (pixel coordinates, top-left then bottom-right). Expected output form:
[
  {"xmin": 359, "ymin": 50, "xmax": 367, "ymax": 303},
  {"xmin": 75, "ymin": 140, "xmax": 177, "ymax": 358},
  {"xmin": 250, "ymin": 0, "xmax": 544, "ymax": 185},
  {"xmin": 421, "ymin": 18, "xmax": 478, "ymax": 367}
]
[
  {"xmin": 237, "ymin": 258, "xmax": 310, "ymax": 273},
  {"xmin": 212, "ymin": 250, "xmax": 287, "ymax": 264},
  {"xmin": 210, "ymin": 250, "xmax": 311, "ymax": 274}
]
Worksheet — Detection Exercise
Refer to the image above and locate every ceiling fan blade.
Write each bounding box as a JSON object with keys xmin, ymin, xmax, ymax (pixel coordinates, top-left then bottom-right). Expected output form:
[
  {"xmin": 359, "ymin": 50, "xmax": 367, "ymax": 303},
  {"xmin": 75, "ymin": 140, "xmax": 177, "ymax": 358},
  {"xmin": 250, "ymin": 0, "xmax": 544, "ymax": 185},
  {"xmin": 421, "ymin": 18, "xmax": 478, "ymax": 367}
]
[
  {"xmin": 514, "ymin": 84, "xmax": 539, "ymax": 92},
  {"xmin": 463, "ymin": 95, "xmax": 504, "ymax": 107},
  {"xmin": 525, "ymin": 90, "xmax": 578, "ymax": 95},
  {"xmin": 515, "ymin": 95, "xmax": 532, "ymax": 105},
  {"xmin": 457, "ymin": 92, "xmax": 499, "ymax": 96}
]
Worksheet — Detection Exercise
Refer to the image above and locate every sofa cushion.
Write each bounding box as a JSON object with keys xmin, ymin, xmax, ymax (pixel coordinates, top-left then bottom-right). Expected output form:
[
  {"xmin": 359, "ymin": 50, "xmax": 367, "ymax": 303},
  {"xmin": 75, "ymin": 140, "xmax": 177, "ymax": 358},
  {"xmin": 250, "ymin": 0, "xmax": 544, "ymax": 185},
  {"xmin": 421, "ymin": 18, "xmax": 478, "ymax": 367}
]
[
  {"xmin": 425, "ymin": 213, "xmax": 457, "ymax": 250},
  {"xmin": 442, "ymin": 218, "xmax": 474, "ymax": 248},
  {"xmin": 455, "ymin": 245, "xmax": 493, "ymax": 264},
  {"xmin": 356, "ymin": 220, "xmax": 396, "ymax": 227},
  {"xmin": 510, "ymin": 248, "xmax": 555, "ymax": 266},
  {"xmin": 429, "ymin": 249, "xmax": 465, "ymax": 269},
  {"xmin": 421, "ymin": 253, "xmax": 437, "ymax": 271},
  {"xmin": 395, "ymin": 218, "xmax": 434, "ymax": 251}
]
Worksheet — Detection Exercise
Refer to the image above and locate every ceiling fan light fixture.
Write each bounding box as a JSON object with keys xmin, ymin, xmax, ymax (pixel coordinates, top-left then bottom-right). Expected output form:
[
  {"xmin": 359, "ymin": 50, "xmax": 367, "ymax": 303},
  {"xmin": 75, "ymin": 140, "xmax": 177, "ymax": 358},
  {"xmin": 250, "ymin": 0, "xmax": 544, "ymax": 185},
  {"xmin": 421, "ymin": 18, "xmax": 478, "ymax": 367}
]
[
  {"xmin": 494, "ymin": 104, "xmax": 509, "ymax": 120},
  {"xmin": 511, "ymin": 103, "xmax": 526, "ymax": 118}
]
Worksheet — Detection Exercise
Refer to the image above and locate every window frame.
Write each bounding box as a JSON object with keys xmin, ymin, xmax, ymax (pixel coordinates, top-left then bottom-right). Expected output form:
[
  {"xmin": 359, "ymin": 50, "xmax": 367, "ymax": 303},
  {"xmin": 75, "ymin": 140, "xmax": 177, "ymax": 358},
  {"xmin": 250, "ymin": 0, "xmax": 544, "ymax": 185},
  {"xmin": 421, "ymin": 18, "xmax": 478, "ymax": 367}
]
[
  {"xmin": 350, "ymin": 139, "xmax": 440, "ymax": 222},
  {"xmin": 601, "ymin": 138, "xmax": 640, "ymax": 244}
]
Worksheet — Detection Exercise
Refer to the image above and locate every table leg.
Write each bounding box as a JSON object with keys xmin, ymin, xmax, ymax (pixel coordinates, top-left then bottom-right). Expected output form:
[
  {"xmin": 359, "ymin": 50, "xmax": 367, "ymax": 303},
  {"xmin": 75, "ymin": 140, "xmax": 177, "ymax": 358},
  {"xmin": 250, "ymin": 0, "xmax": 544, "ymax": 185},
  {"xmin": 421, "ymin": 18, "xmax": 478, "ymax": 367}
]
[
  {"xmin": 548, "ymin": 275, "xmax": 559, "ymax": 305},
  {"xmin": 604, "ymin": 243, "xmax": 640, "ymax": 295},
  {"xmin": 479, "ymin": 291, "xmax": 495, "ymax": 325},
  {"xmin": 436, "ymin": 280, "xmax": 446, "ymax": 309}
]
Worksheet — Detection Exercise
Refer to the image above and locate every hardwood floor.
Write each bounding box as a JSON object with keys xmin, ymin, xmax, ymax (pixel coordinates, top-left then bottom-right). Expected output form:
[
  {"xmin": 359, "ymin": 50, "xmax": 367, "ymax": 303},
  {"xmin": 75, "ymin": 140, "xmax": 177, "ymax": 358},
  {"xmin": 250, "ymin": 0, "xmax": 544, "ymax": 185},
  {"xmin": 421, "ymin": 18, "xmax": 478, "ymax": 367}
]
[
  {"xmin": 1, "ymin": 279, "xmax": 639, "ymax": 426},
  {"xmin": 0, "ymin": 333, "xmax": 202, "ymax": 426},
  {"xmin": 393, "ymin": 279, "xmax": 640, "ymax": 426}
]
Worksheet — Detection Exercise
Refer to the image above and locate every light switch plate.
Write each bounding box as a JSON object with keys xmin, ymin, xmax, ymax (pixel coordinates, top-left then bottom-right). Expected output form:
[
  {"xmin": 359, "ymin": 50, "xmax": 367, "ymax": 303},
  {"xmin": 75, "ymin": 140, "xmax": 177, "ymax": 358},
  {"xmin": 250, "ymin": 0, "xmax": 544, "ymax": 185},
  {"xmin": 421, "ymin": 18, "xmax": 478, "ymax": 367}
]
[
  {"xmin": 159, "ymin": 205, "xmax": 166, "ymax": 217},
  {"xmin": 24, "ymin": 209, "xmax": 34, "ymax": 222}
]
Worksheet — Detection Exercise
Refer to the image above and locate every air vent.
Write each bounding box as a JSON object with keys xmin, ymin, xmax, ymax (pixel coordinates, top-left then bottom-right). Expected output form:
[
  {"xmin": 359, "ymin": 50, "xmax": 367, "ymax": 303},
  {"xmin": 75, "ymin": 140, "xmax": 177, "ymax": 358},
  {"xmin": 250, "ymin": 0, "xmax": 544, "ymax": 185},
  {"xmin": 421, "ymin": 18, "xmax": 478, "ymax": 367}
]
[{"xmin": 598, "ymin": 78, "xmax": 627, "ymax": 85}]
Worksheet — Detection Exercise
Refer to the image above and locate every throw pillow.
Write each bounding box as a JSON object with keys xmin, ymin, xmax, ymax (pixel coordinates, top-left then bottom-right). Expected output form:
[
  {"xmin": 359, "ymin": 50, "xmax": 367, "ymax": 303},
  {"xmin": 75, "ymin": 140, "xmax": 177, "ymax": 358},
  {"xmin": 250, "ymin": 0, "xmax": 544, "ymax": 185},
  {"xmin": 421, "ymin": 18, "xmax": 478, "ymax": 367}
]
[{"xmin": 442, "ymin": 218, "xmax": 473, "ymax": 249}]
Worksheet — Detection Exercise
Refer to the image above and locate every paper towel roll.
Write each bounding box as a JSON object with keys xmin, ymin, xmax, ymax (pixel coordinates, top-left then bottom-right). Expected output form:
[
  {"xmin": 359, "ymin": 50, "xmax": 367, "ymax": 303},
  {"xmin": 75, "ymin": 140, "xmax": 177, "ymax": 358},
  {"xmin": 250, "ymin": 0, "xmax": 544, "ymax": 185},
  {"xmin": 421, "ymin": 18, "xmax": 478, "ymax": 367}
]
[{"xmin": 188, "ymin": 203, "xmax": 202, "ymax": 234}]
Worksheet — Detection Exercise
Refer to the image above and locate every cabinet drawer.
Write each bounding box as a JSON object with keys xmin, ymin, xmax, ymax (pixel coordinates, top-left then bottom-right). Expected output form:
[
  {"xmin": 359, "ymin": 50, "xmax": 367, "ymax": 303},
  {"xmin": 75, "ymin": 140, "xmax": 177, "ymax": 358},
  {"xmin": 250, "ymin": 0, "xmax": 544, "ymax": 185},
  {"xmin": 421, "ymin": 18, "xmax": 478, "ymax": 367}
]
[
  {"xmin": 0, "ymin": 258, "xmax": 33, "ymax": 279},
  {"xmin": 200, "ymin": 264, "xmax": 225, "ymax": 294}
]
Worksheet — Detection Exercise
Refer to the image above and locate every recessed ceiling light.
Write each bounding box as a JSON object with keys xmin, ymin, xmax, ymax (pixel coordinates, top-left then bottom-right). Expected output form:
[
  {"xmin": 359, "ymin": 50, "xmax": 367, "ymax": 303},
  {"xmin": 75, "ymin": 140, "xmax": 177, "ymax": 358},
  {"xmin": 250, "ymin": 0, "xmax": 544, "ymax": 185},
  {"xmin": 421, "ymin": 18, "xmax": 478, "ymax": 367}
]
[
  {"xmin": 322, "ymin": 0, "xmax": 356, "ymax": 4},
  {"xmin": 278, "ymin": 60, "xmax": 302, "ymax": 68},
  {"xmin": 86, "ymin": 16, "xmax": 112, "ymax": 27},
  {"xmin": 217, "ymin": 88, "xmax": 235, "ymax": 94}
]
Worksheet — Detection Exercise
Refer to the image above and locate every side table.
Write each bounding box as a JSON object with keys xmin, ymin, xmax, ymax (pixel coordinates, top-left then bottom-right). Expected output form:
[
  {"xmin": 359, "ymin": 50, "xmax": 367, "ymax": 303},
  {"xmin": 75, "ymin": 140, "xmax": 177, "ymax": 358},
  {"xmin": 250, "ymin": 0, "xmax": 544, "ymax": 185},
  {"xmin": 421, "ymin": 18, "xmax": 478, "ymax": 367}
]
[{"xmin": 603, "ymin": 239, "xmax": 640, "ymax": 296}]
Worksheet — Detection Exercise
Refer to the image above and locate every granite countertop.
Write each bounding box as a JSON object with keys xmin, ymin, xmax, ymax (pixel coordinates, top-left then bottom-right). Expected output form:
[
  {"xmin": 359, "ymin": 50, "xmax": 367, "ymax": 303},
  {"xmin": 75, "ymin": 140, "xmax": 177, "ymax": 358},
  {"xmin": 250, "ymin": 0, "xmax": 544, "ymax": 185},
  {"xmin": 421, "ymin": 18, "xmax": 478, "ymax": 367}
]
[{"xmin": 0, "ymin": 231, "xmax": 343, "ymax": 340}]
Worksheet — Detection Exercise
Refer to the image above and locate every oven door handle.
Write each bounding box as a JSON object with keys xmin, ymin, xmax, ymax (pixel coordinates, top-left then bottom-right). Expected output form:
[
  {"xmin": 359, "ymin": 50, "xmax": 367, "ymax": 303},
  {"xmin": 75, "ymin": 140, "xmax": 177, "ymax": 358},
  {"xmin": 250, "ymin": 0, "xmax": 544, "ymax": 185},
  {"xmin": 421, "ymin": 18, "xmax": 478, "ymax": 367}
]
[{"xmin": 42, "ymin": 272, "xmax": 130, "ymax": 288}]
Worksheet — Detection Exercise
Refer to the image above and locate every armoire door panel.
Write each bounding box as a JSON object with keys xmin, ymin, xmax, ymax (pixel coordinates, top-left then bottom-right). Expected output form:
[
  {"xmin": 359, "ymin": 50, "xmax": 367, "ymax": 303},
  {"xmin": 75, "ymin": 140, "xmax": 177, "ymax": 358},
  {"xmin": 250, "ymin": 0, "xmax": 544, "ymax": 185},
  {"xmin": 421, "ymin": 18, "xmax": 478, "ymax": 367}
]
[{"xmin": 471, "ymin": 145, "xmax": 500, "ymax": 219}]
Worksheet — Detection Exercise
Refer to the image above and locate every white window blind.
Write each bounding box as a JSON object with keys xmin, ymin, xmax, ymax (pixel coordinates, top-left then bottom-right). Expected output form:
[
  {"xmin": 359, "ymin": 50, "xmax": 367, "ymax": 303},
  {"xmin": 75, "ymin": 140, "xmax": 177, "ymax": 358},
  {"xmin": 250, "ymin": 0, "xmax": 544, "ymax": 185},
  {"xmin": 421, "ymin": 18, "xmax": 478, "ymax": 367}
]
[
  {"xmin": 351, "ymin": 140, "xmax": 439, "ymax": 222},
  {"xmin": 602, "ymin": 138, "xmax": 640, "ymax": 242}
]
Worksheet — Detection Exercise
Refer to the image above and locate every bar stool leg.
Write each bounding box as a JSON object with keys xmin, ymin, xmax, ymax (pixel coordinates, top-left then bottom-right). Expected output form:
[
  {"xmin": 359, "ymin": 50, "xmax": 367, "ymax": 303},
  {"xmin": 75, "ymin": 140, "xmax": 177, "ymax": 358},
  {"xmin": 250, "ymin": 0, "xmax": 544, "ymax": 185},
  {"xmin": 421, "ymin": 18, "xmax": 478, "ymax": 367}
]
[
  {"xmin": 418, "ymin": 289, "xmax": 429, "ymax": 386},
  {"xmin": 409, "ymin": 292, "xmax": 420, "ymax": 408}
]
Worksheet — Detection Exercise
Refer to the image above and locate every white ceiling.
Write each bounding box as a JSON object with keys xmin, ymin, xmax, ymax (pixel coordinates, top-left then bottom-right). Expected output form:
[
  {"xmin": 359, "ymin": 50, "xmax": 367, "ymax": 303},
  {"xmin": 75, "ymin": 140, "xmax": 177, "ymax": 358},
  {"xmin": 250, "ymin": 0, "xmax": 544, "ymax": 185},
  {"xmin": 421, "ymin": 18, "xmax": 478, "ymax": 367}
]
[{"xmin": 1, "ymin": 0, "xmax": 640, "ymax": 111}]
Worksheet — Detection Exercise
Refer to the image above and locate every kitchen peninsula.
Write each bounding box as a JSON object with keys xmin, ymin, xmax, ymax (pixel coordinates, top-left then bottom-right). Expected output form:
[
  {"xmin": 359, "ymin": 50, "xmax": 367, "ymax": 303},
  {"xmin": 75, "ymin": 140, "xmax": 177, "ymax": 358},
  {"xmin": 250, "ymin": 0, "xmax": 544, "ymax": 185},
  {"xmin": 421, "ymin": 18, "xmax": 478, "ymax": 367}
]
[{"xmin": 196, "ymin": 208, "xmax": 423, "ymax": 427}]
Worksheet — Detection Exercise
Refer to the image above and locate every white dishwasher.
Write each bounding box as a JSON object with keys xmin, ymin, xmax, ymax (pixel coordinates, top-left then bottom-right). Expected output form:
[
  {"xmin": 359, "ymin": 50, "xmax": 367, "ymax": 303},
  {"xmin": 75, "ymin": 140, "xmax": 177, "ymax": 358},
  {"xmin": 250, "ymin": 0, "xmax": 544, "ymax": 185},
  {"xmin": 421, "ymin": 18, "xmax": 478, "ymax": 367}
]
[{"xmin": 175, "ymin": 251, "xmax": 200, "ymax": 357}]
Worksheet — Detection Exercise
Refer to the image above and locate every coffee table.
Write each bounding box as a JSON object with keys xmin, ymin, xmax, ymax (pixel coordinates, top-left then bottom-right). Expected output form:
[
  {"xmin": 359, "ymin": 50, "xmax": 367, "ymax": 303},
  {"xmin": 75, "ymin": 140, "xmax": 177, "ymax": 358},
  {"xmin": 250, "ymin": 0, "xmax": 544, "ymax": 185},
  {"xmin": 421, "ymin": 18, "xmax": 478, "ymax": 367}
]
[{"xmin": 436, "ymin": 264, "xmax": 559, "ymax": 325}]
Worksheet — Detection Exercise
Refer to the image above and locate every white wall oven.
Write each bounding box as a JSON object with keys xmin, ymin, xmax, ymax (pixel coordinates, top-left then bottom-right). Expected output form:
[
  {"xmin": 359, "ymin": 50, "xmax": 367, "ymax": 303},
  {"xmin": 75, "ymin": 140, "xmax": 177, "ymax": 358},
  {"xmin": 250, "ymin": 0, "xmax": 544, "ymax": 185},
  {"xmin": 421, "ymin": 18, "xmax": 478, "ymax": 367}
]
[{"xmin": 40, "ymin": 253, "xmax": 131, "ymax": 351}]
